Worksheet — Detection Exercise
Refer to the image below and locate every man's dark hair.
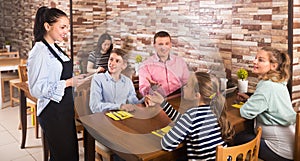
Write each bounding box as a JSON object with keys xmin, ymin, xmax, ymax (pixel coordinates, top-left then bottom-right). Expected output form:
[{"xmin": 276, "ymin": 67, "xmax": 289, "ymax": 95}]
[
  {"xmin": 153, "ymin": 31, "xmax": 171, "ymax": 44},
  {"xmin": 110, "ymin": 48, "xmax": 128, "ymax": 63}
]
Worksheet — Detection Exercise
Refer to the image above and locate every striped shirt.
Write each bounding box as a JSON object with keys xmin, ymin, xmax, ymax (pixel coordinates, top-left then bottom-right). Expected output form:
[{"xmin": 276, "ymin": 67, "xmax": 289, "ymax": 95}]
[
  {"xmin": 87, "ymin": 51, "xmax": 110, "ymax": 71},
  {"xmin": 160, "ymin": 101, "xmax": 226, "ymax": 161}
]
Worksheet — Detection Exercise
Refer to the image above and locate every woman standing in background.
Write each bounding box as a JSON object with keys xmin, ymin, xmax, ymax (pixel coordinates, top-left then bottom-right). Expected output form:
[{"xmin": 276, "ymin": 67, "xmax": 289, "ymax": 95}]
[{"xmin": 27, "ymin": 6, "xmax": 82, "ymax": 161}]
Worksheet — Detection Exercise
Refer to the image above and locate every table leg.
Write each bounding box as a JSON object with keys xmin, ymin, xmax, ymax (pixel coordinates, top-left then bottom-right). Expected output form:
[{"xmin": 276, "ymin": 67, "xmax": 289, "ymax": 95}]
[
  {"xmin": 84, "ymin": 128, "xmax": 95, "ymax": 161},
  {"xmin": 20, "ymin": 89, "xmax": 27, "ymax": 149}
]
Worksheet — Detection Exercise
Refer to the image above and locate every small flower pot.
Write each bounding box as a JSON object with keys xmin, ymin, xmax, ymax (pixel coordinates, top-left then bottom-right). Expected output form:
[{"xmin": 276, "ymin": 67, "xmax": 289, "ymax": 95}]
[
  {"xmin": 238, "ymin": 79, "xmax": 248, "ymax": 93},
  {"xmin": 5, "ymin": 45, "xmax": 10, "ymax": 52}
]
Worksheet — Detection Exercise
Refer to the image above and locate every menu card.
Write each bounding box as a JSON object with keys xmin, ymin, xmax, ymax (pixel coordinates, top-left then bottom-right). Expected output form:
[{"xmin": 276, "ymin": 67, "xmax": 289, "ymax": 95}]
[
  {"xmin": 106, "ymin": 111, "xmax": 134, "ymax": 121},
  {"xmin": 232, "ymin": 102, "xmax": 244, "ymax": 109},
  {"xmin": 151, "ymin": 125, "xmax": 172, "ymax": 137}
]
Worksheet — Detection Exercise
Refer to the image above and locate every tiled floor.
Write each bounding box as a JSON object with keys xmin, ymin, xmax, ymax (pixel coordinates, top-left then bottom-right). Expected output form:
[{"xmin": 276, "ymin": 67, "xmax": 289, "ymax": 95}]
[{"xmin": 0, "ymin": 82, "xmax": 85, "ymax": 161}]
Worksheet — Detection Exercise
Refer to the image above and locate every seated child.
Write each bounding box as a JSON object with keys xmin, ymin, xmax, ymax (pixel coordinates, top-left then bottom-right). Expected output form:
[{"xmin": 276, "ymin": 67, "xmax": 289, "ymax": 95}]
[
  {"xmin": 89, "ymin": 48, "xmax": 144, "ymax": 113},
  {"xmin": 146, "ymin": 72, "xmax": 235, "ymax": 160}
]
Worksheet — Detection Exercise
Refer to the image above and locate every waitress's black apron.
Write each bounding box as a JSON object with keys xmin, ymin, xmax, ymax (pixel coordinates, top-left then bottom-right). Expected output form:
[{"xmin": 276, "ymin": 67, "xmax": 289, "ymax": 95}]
[{"xmin": 38, "ymin": 39, "xmax": 79, "ymax": 161}]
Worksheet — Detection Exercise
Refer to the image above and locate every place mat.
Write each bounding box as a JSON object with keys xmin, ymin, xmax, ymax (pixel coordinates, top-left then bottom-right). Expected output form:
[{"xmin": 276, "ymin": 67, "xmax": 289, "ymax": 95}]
[
  {"xmin": 232, "ymin": 102, "xmax": 244, "ymax": 109},
  {"xmin": 151, "ymin": 125, "xmax": 172, "ymax": 138},
  {"xmin": 106, "ymin": 111, "xmax": 134, "ymax": 121}
]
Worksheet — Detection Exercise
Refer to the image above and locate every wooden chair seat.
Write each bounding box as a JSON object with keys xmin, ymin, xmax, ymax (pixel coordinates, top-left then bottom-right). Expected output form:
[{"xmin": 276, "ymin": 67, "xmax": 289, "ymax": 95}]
[{"xmin": 216, "ymin": 126, "xmax": 262, "ymax": 161}]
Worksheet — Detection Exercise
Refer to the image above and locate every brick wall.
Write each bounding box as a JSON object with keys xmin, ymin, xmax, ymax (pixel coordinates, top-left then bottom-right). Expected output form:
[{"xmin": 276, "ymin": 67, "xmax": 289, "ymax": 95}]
[
  {"xmin": 2, "ymin": 0, "xmax": 299, "ymax": 105},
  {"xmin": 0, "ymin": 0, "xmax": 70, "ymax": 58}
]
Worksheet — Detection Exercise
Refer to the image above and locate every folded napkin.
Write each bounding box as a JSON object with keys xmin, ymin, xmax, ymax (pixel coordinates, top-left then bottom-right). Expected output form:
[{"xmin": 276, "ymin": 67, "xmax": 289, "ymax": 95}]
[
  {"xmin": 151, "ymin": 125, "xmax": 172, "ymax": 138},
  {"xmin": 232, "ymin": 102, "xmax": 244, "ymax": 109},
  {"xmin": 106, "ymin": 111, "xmax": 134, "ymax": 121}
]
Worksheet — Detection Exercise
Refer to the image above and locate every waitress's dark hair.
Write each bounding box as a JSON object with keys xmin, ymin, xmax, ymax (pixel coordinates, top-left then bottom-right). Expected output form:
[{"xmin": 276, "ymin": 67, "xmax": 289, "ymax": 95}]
[{"xmin": 33, "ymin": 6, "xmax": 67, "ymax": 42}]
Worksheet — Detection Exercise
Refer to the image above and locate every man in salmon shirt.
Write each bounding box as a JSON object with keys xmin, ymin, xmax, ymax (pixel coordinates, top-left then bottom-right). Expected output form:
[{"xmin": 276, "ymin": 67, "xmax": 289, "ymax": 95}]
[{"xmin": 139, "ymin": 31, "xmax": 190, "ymax": 97}]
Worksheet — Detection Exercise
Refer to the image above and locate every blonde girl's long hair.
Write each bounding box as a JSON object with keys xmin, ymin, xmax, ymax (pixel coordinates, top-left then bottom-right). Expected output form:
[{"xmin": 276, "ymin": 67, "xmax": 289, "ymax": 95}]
[
  {"xmin": 194, "ymin": 72, "xmax": 235, "ymax": 142},
  {"xmin": 259, "ymin": 47, "xmax": 290, "ymax": 82}
]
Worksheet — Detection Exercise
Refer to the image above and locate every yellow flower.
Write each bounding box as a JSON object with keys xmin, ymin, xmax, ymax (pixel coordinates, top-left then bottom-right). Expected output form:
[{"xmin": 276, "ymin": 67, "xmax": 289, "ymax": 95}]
[
  {"xmin": 237, "ymin": 68, "xmax": 248, "ymax": 80},
  {"xmin": 135, "ymin": 55, "xmax": 142, "ymax": 63}
]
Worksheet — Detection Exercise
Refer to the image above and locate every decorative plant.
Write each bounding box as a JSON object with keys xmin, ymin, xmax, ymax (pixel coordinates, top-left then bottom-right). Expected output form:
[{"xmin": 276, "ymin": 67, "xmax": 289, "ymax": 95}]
[
  {"xmin": 237, "ymin": 68, "xmax": 248, "ymax": 80},
  {"xmin": 5, "ymin": 41, "xmax": 10, "ymax": 45},
  {"xmin": 135, "ymin": 54, "xmax": 143, "ymax": 63}
]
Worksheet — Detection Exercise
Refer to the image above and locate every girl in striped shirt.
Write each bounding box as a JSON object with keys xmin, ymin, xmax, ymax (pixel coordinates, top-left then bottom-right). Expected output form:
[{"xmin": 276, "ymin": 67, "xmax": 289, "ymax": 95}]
[{"xmin": 147, "ymin": 72, "xmax": 235, "ymax": 161}]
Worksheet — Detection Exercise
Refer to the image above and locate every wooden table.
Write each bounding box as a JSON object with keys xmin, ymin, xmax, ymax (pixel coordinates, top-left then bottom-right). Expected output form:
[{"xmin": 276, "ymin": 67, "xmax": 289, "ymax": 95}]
[
  {"xmin": 0, "ymin": 51, "xmax": 19, "ymax": 58},
  {"xmin": 80, "ymin": 91, "xmax": 252, "ymax": 161},
  {"xmin": 80, "ymin": 106, "xmax": 186, "ymax": 161},
  {"xmin": 14, "ymin": 82, "xmax": 37, "ymax": 149},
  {"xmin": 0, "ymin": 57, "xmax": 19, "ymax": 108},
  {"xmin": 224, "ymin": 92, "xmax": 254, "ymax": 134}
]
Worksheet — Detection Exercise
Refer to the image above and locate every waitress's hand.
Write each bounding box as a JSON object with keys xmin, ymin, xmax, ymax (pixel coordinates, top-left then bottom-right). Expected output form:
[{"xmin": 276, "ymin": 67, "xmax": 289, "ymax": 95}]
[
  {"xmin": 66, "ymin": 75, "xmax": 85, "ymax": 87},
  {"xmin": 236, "ymin": 92, "xmax": 250, "ymax": 102}
]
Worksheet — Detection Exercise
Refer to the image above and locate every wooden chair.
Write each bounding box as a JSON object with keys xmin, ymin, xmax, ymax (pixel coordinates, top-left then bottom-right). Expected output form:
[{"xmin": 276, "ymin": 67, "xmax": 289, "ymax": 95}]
[
  {"xmin": 0, "ymin": 57, "xmax": 20, "ymax": 105},
  {"xmin": 216, "ymin": 126, "xmax": 262, "ymax": 161},
  {"xmin": 10, "ymin": 59, "xmax": 27, "ymax": 107},
  {"xmin": 17, "ymin": 65, "xmax": 39, "ymax": 138},
  {"xmin": 2, "ymin": 54, "xmax": 20, "ymax": 105},
  {"xmin": 294, "ymin": 112, "xmax": 300, "ymax": 161}
]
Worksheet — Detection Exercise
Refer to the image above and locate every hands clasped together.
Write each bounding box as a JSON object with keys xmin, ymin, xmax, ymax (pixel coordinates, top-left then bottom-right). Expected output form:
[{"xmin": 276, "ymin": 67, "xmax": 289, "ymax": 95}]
[{"xmin": 119, "ymin": 91, "xmax": 165, "ymax": 112}]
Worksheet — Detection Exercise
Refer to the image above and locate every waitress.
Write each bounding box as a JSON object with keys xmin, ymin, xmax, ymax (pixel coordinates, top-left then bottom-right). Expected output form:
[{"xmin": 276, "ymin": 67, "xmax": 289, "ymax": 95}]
[{"xmin": 27, "ymin": 6, "xmax": 81, "ymax": 161}]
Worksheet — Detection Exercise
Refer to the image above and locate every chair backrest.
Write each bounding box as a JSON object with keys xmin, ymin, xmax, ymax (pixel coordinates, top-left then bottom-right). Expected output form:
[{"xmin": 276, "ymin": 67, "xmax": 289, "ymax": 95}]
[
  {"xmin": 18, "ymin": 65, "xmax": 28, "ymax": 82},
  {"xmin": 0, "ymin": 57, "xmax": 20, "ymax": 66},
  {"xmin": 295, "ymin": 112, "xmax": 300, "ymax": 160},
  {"xmin": 74, "ymin": 76, "xmax": 92, "ymax": 118},
  {"xmin": 216, "ymin": 126, "xmax": 262, "ymax": 161}
]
